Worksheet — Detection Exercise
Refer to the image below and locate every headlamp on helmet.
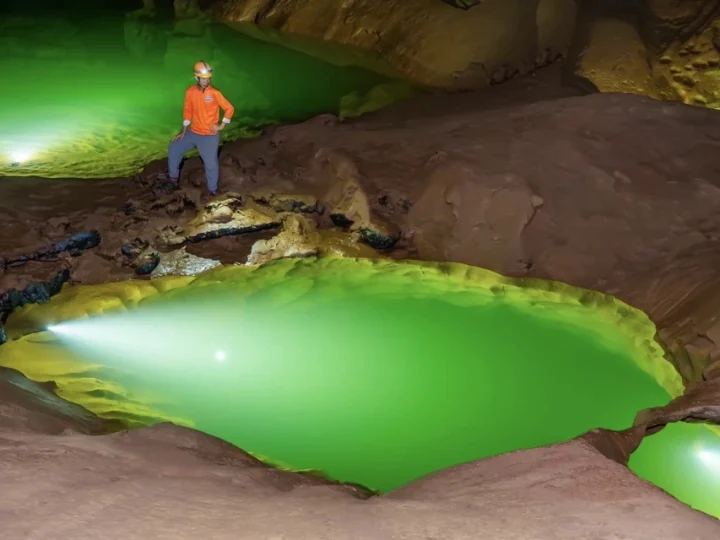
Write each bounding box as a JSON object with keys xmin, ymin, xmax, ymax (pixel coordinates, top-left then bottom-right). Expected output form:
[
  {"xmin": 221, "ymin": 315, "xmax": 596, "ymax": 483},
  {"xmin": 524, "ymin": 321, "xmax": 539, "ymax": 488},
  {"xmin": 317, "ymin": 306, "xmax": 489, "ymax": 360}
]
[{"xmin": 193, "ymin": 61, "xmax": 213, "ymax": 79}]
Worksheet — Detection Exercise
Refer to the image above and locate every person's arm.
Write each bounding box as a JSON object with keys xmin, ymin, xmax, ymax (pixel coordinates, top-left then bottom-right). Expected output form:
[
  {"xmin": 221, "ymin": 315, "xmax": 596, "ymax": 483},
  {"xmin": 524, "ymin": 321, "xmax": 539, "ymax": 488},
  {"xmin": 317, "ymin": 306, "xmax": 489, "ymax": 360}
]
[
  {"xmin": 173, "ymin": 89, "xmax": 193, "ymax": 141},
  {"xmin": 182, "ymin": 89, "xmax": 193, "ymax": 130},
  {"xmin": 216, "ymin": 90, "xmax": 235, "ymax": 126}
]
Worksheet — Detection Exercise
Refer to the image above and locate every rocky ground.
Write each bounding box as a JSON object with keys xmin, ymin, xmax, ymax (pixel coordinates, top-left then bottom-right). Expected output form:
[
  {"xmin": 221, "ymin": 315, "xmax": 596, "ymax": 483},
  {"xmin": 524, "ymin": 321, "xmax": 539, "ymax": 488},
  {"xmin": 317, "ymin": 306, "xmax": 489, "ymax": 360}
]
[
  {"xmin": 2, "ymin": 67, "xmax": 720, "ymax": 536},
  {"xmin": 1, "ymin": 362, "xmax": 720, "ymax": 540}
]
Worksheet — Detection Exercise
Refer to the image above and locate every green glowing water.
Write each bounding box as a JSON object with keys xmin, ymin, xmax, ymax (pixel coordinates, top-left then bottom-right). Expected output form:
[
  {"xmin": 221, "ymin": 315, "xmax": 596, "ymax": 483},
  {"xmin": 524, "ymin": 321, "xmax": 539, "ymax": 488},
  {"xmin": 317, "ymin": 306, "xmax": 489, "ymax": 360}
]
[
  {"xmin": 28, "ymin": 264, "xmax": 675, "ymax": 492},
  {"xmin": 0, "ymin": 13, "xmax": 413, "ymax": 178},
  {"xmin": 629, "ymin": 422, "xmax": 720, "ymax": 519}
]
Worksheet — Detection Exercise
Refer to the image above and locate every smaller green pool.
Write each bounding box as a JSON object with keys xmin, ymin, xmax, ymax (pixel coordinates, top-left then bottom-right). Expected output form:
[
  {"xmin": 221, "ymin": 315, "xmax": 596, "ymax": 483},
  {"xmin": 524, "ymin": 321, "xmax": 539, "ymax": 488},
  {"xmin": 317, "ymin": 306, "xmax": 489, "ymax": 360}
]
[{"xmin": 630, "ymin": 422, "xmax": 720, "ymax": 519}]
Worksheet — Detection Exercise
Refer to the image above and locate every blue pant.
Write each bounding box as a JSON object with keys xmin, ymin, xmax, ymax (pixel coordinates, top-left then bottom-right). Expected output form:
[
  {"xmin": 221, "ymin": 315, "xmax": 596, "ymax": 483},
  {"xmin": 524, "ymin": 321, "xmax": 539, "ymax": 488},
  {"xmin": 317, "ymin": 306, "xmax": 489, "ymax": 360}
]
[{"xmin": 168, "ymin": 131, "xmax": 220, "ymax": 193}]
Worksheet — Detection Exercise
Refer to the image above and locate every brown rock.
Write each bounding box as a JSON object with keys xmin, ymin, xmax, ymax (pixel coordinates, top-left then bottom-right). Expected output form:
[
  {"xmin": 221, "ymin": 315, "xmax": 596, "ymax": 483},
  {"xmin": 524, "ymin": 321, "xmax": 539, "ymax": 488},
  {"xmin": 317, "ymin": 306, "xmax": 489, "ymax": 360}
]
[
  {"xmin": 408, "ymin": 165, "xmax": 541, "ymax": 275},
  {"xmin": 319, "ymin": 150, "xmax": 401, "ymax": 250},
  {"xmin": 158, "ymin": 193, "xmax": 282, "ymax": 246},
  {"xmin": 247, "ymin": 214, "xmax": 379, "ymax": 265},
  {"xmin": 249, "ymin": 190, "xmax": 319, "ymax": 213},
  {"xmin": 636, "ymin": 378, "xmax": 720, "ymax": 429},
  {"xmin": 247, "ymin": 214, "xmax": 322, "ymax": 265},
  {"xmin": 150, "ymin": 247, "xmax": 222, "ymax": 278}
]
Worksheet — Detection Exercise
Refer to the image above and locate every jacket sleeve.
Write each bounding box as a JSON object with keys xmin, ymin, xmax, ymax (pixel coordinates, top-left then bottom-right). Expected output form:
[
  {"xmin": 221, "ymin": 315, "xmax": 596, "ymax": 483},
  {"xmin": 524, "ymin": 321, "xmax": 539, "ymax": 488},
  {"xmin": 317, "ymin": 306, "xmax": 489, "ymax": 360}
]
[
  {"xmin": 182, "ymin": 89, "xmax": 193, "ymax": 127},
  {"xmin": 216, "ymin": 90, "xmax": 235, "ymax": 123}
]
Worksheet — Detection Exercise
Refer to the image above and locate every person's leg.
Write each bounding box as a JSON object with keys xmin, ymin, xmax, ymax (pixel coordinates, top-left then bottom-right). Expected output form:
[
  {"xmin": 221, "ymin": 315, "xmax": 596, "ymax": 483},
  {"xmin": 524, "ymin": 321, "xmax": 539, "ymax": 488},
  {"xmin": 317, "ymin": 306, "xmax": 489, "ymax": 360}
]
[
  {"xmin": 195, "ymin": 133, "xmax": 220, "ymax": 194},
  {"xmin": 167, "ymin": 131, "xmax": 197, "ymax": 180}
]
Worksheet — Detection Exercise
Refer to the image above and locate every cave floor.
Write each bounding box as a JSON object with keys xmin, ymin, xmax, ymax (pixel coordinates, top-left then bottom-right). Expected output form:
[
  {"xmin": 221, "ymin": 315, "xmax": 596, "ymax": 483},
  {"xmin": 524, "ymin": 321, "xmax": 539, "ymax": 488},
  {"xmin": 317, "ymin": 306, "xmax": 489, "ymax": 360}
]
[{"xmin": 2, "ymin": 66, "xmax": 720, "ymax": 537}]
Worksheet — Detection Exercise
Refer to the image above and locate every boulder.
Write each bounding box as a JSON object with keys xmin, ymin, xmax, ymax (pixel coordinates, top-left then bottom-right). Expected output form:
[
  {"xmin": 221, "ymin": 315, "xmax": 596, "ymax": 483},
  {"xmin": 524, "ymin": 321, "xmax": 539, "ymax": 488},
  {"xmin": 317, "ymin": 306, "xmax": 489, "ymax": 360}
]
[
  {"xmin": 157, "ymin": 193, "xmax": 282, "ymax": 246},
  {"xmin": 246, "ymin": 213, "xmax": 379, "ymax": 265},
  {"xmin": 319, "ymin": 150, "xmax": 401, "ymax": 250},
  {"xmin": 151, "ymin": 247, "xmax": 222, "ymax": 278},
  {"xmin": 247, "ymin": 214, "xmax": 322, "ymax": 265}
]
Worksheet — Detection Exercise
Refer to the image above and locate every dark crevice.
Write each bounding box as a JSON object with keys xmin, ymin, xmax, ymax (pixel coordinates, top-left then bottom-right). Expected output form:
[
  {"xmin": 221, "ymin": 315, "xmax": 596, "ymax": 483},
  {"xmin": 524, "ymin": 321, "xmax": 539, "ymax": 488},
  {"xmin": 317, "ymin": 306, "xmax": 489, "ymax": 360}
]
[
  {"xmin": 4, "ymin": 231, "xmax": 101, "ymax": 266},
  {"xmin": 254, "ymin": 0, "xmax": 280, "ymax": 24},
  {"xmin": 440, "ymin": 0, "xmax": 484, "ymax": 10},
  {"xmin": 0, "ymin": 231, "xmax": 102, "ymax": 346}
]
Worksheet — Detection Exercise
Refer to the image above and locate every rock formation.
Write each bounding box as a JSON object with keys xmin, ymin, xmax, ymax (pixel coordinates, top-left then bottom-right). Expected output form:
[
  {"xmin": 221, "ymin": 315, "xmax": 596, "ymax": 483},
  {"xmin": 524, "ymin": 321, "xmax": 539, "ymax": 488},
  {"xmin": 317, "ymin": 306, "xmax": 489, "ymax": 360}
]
[
  {"xmin": 572, "ymin": 0, "xmax": 720, "ymax": 108},
  {"xmin": 210, "ymin": 0, "xmax": 578, "ymax": 89},
  {"xmin": 203, "ymin": 0, "xmax": 720, "ymax": 112}
]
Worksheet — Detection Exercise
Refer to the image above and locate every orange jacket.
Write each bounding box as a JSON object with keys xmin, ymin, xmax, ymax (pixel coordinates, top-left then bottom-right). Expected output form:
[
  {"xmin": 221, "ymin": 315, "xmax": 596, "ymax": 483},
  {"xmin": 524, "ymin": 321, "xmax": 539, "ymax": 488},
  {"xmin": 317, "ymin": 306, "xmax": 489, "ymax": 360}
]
[{"xmin": 182, "ymin": 85, "xmax": 235, "ymax": 136}]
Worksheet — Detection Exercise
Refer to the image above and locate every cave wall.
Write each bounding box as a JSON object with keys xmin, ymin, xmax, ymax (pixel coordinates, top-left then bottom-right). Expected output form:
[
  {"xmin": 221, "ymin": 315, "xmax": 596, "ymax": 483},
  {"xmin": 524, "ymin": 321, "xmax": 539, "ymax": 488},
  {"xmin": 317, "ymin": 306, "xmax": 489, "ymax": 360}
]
[
  {"xmin": 638, "ymin": 0, "xmax": 720, "ymax": 53},
  {"xmin": 209, "ymin": 0, "xmax": 578, "ymax": 89},
  {"xmin": 206, "ymin": 0, "xmax": 720, "ymax": 107},
  {"xmin": 572, "ymin": 0, "xmax": 720, "ymax": 108}
]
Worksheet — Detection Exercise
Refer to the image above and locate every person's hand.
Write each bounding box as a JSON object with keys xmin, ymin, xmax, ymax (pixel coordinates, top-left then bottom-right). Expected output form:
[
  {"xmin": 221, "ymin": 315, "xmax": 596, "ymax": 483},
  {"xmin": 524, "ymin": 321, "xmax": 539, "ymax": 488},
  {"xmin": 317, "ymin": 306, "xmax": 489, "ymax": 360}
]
[
  {"xmin": 210, "ymin": 122, "xmax": 225, "ymax": 134},
  {"xmin": 172, "ymin": 128, "xmax": 186, "ymax": 142}
]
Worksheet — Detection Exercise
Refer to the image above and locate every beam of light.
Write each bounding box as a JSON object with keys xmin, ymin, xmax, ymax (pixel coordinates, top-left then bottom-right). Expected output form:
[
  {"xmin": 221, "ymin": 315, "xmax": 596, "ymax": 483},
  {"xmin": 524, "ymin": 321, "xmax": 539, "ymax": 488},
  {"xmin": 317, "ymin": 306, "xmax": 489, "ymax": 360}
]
[
  {"xmin": 9, "ymin": 150, "xmax": 34, "ymax": 163},
  {"xmin": 47, "ymin": 324, "xmax": 75, "ymax": 335},
  {"xmin": 2, "ymin": 137, "xmax": 45, "ymax": 165},
  {"xmin": 45, "ymin": 315, "xmax": 241, "ymax": 371},
  {"xmin": 46, "ymin": 318, "xmax": 196, "ymax": 364},
  {"xmin": 1, "ymin": 122, "xmax": 80, "ymax": 170},
  {"xmin": 4, "ymin": 145, "xmax": 39, "ymax": 165},
  {"xmin": 697, "ymin": 448, "xmax": 720, "ymax": 472}
]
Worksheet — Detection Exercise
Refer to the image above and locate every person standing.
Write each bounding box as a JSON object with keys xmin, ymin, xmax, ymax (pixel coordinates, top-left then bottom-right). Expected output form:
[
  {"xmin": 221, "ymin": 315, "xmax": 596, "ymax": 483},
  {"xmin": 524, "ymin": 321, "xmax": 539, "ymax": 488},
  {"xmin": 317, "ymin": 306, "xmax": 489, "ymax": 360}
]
[{"xmin": 165, "ymin": 61, "xmax": 235, "ymax": 195}]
